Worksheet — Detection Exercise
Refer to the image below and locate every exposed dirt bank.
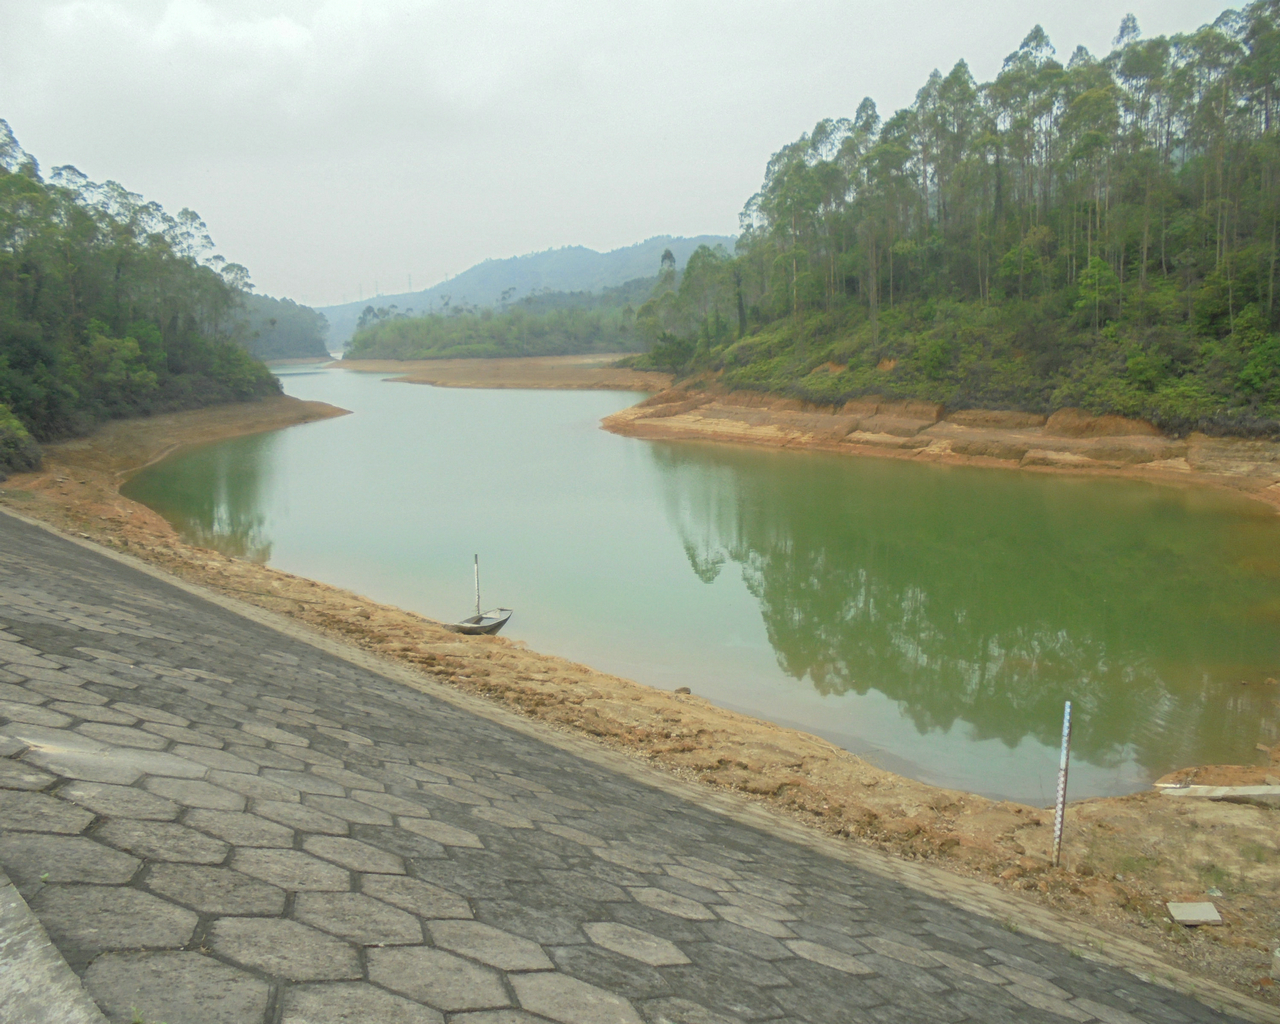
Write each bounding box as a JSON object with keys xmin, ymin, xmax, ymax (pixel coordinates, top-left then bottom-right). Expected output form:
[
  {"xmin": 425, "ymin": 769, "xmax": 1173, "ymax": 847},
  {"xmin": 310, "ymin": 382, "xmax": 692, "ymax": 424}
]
[
  {"xmin": 605, "ymin": 388, "xmax": 1280, "ymax": 513},
  {"xmin": 339, "ymin": 354, "xmax": 673, "ymax": 391},
  {"xmin": 1, "ymin": 395, "xmax": 1277, "ymax": 1012}
]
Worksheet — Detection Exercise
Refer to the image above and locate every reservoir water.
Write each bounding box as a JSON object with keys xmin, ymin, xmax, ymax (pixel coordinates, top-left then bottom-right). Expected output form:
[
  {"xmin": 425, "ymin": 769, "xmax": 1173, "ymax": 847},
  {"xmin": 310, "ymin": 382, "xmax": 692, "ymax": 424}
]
[{"xmin": 123, "ymin": 366, "xmax": 1280, "ymax": 803}]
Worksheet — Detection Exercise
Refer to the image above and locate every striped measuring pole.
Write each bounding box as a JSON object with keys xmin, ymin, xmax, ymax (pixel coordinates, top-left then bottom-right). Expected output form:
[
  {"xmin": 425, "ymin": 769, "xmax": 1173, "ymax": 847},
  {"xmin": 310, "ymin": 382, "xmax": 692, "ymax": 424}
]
[{"xmin": 1051, "ymin": 700, "xmax": 1073, "ymax": 868}]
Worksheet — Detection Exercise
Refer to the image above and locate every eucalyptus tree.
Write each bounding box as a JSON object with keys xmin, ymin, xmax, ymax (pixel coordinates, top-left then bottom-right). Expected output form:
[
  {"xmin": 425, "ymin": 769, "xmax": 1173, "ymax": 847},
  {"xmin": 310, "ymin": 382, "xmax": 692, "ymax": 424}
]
[{"xmin": 0, "ymin": 122, "xmax": 277, "ymax": 446}]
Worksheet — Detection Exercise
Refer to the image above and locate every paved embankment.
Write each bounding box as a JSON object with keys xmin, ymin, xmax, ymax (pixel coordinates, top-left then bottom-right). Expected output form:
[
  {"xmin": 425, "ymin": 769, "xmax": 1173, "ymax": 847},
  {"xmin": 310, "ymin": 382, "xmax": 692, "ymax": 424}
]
[{"xmin": 0, "ymin": 510, "xmax": 1252, "ymax": 1024}]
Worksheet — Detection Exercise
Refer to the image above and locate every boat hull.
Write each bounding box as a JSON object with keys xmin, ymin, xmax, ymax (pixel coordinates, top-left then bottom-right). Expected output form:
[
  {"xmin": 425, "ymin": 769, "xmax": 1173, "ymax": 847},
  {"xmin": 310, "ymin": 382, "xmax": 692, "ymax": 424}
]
[{"xmin": 447, "ymin": 609, "xmax": 512, "ymax": 636}]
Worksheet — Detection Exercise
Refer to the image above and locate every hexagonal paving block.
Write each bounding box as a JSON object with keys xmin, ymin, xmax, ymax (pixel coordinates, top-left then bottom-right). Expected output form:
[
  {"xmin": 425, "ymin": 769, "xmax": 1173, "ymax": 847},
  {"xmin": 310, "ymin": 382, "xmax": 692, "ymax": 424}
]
[
  {"xmin": 85, "ymin": 951, "xmax": 270, "ymax": 1024},
  {"xmin": 60, "ymin": 781, "xmax": 180, "ymax": 820},
  {"xmin": 20, "ymin": 746, "xmax": 136, "ymax": 784},
  {"xmin": 349, "ymin": 823, "xmax": 446, "ymax": 861},
  {"xmin": 420, "ymin": 784, "xmax": 489, "ymax": 807},
  {"xmin": 713, "ymin": 905, "xmax": 793, "ymax": 938},
  {"xmin": 75, "ymin": 723, "xmax": 168, "ymax": 749},
  {"xmin": 352, "ymin": 790, "xmax": 432, "ymax": 816},
  {"xmin": 147, "ymin": 864, "xmax": 287, "ymax": 915},
  {"xmin": 399, "ymin": 817, "xmax": 483, "ymax": 849},
  {"xmin": 0, "ymin": 789, "xmax": 95, "ymax": 833},
  {"xmin": 634, "ymin": 998, "xmax": 745, "ymax": 1024},
  {"xmin": 0, "ymin": 682, "xmax": 46, "ymax": 706},
  {"xmin": 262, "ymin": 769, "xmax": 345, "ymax": 796},
  {"xmin": 0, "ymin": 833, "xmax": 140, "ymax": 893},
  {"xmin": 26, "ymin": 745, "xmax": 207, "ymax": 784},
  {"xmin": 227, "ymin": 744, "xmax": 305, "ymax": 770},
  {"xmin": 144, "ymin": 777, "xmax": 247, "ymax": 811},
  {"xmin": 111, "ymin": 704, "xmax": 187, "ymax": 728},
  {"xmin": 368, "ymin": 946, "xmax": 509, "ymax": 1012},
  {"xmin": 233, "ymin": 848, "xmax": 352, "ymax": 891},
  {"xmin": 240, "ymin": 722, "xmax": 309, "ymax": 746},
  {"xmin": 674, "ymin": 856, "xmax": 740, "ymax": 880},
  {"xmin": 470, "ymin": 805, "xmax": 534, "ymax": 829},
  {"xmin": 785, "ymin": 939, "xmax": 874, "ymax": 975},
  {"xmin": 303, "ymin": 795, "xmax": 393, "ymax": 826},
  {"xmin": 628, "ymin": 887, "xmax": 715, "ymax": 921},
  {"xmin": 172, "ymin": 746, "xmax": 260, "ymax": 773},
  {"xmin": 210, "ymin": 917, "xmax": 361, "ymax": 981},
  {"xmin": 281, "ymin": 982, "xmax": 444, "ymax": 1024},
  {"xmin": 665, "ymin": 865, "xmax": 735, "ymax": 892},
  {"xmin": 360, "ymin": 874, "xmax": 472, "ymax": 920},
  {"xmin": 50, "ymin": 702, "xmax": 137, "ymax": 725},
  {"xmin": 183, "ymin": 808, "xmax": 295, "ymax": 847},
  {"xmin": 94, "ymin": 819, "xmax": 230, "ymax": 864},
  {"xmin": 510, "ymin": 972, "xmax": 643, "ymax": 1024},
  {"xmin": 583, "ymin": 922, "xmax": 691, "ymax": 966},
  {"xmin": 142, "ymin": 722, "xmax": 223, "ymax": 746},
  {"xmin": 206, "ymin": 770, "xmax": 301, "ymax": 803},
  {"xmin": 0, "ymin": 701, "xmax": 72, "ymax": 727},
  {"xmin": 427, "ymin": 920, "xmax": 552, "ymax": 970},
  {"xmin": 293, "ymin": 891, "xmax": 424, "ymax": 945},
  {"xmin": 32, "ymin": 884, "xmax": 198, "ymax": 953},
  {"xmin": 538, "ymin": 824, "xmax": 605, "ymax": 848},
  {"xmin": 0, "ymin": 758, "xmax": 56, "ymax": 789},
  {"xmin": 312, "ymin": 765, "xmax": 385, "ymax": 791},
  {"xmin": 27, "ymin": 681, "xmax": 107, "ymax": 705},
  {"xmin": 253, "ymin": 800, "xmax": 349, "ymax": 835},
  {"xmin": 303, "ymin": 835, "xmax": 405, "ymax": 874},
  {"xmin": 0, "ymin": 734, "xmax": 28, "ymax": 756}
]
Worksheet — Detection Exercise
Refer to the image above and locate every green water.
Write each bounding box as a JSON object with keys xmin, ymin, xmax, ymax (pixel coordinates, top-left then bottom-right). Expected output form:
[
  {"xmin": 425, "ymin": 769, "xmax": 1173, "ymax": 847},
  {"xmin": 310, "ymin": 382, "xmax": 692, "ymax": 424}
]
[{"xmin": 123, "ymin": 366, "xmax": 1280, "ymax": 803}]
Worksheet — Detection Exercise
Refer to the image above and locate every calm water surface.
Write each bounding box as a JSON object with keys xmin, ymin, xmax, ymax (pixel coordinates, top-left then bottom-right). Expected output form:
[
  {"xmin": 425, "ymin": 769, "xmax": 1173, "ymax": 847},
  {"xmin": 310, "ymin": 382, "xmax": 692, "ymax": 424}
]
[{"xmin": 123, "ymin": 367, "xmax": 1280, "ymax": 803}]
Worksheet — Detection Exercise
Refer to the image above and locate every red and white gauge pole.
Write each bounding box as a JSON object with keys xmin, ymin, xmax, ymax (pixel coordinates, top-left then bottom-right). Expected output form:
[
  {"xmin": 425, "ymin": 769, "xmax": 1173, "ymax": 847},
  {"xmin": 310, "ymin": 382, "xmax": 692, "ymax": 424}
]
[{"xmin": 1051, "ymin": 700, "xmax": 1073, "ymax": 868}]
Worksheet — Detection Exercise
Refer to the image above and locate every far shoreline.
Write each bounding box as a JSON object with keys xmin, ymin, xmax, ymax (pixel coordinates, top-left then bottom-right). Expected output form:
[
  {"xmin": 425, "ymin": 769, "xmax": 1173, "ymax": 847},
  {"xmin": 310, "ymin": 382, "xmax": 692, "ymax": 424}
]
[{"xmin": 324, "ymin": 353, "xmax": 1280, "ymax": 513}]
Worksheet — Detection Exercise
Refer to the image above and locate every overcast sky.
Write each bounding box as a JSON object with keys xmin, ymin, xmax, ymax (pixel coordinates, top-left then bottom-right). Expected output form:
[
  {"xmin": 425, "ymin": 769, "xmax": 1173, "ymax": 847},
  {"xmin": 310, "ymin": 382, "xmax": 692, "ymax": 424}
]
[{"xmin": 2, "ymin": 0, "xmax": 1230, "ymax": 307}]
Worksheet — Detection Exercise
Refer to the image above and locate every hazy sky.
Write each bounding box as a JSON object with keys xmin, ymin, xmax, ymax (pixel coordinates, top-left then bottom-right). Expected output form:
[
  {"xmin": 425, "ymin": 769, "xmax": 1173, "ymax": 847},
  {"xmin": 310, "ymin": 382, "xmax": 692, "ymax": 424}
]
[{"xmin": 2, "ymin": 0, "xmax": 1230, "ymax": 307}]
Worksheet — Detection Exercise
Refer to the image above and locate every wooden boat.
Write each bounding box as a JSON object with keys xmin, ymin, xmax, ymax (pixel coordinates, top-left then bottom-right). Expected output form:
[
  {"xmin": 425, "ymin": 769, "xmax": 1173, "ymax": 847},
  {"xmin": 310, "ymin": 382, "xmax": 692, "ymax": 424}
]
[
  {"xmin": 449, "ymin": 608, "xmax": 512, "ymax": 636},
  {"xmin": 447, "ymin": 556, "xmax": 512, "ymax": 636}
]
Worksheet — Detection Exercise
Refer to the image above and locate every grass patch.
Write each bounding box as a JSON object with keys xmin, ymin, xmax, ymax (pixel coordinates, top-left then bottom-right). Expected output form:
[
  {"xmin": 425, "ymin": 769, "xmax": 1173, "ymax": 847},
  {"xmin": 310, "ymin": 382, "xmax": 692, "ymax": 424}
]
[{"xmin": 1239, "ymin": 842, "xmax": 1274, "ymax": 864}]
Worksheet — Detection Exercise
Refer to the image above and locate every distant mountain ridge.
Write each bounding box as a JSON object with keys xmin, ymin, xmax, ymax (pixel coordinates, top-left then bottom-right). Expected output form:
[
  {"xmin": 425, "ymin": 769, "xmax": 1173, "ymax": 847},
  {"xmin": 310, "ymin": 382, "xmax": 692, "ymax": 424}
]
[{"xmin": 317, "ymin": 235, "xmax": 735, "ymax": 346}]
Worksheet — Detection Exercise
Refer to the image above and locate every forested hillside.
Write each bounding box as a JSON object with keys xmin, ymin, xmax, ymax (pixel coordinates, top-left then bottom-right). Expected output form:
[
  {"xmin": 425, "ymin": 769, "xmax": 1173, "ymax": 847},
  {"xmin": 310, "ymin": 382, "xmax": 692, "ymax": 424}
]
[
  {"xmin": 318, "ymin": 236, "xmax": 733, "ymax": 346},
  {"xmin": 344, "ymin": 278, "xmax": 651, "ymax": 360},
  {"xmin": 631, "ymin": 4, "xmax": 1280, "ymax": 436},
  {"xmin": 238, "ymin": 293, "xmax": 330, "ymax": 360},
  {"xmin": 0, "ymin": 122, "xmax": 281, "ymax": 476}
]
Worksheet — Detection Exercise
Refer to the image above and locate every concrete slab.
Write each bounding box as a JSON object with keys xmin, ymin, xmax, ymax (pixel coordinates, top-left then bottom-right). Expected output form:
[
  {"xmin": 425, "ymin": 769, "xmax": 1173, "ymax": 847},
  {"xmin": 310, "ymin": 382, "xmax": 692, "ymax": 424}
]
[
  {"xmin": 1166, "ymin": 902, "xmax": 1223, "ymax": 926},
  {"xmin": 0, "ymin": 868, "xmax": 107, "ymax": 1024}
]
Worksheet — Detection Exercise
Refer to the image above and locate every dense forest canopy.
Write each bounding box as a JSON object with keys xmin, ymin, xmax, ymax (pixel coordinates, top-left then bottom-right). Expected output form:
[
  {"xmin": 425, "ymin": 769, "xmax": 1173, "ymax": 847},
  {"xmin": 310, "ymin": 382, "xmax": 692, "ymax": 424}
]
[
  {"xmin": 631, "ymin": 2, "xmax": 1280, "ymax": 435},
  {"xmin": 239, "ymin": 292, "xmax": 330, "ymax": 361},
  {"xmin": 0, "ymin": 121, "xmax": 283, "ymax": 476},
  {"xmin": 344, "ymin": 278, "xmax": 653, "ymax": 360}
]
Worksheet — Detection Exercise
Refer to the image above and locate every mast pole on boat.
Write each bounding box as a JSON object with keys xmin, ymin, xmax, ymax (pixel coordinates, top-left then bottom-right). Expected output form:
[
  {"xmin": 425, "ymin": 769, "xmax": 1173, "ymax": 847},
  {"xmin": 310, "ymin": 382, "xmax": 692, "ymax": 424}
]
[{"xmin": 474, "ymin": 555, "xmax": 480, "ymax": 617}]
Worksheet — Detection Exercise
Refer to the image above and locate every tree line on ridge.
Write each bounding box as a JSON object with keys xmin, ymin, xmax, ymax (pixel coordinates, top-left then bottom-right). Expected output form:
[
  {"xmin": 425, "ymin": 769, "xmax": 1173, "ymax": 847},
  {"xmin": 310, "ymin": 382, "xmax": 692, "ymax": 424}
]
[
  {"xmin": 0, "ymin": 121, "xmax": 327, "ymax": 477},
  {"xmin": 626, "ymin": 4, "xmax": 1280, "ymax": 435}
]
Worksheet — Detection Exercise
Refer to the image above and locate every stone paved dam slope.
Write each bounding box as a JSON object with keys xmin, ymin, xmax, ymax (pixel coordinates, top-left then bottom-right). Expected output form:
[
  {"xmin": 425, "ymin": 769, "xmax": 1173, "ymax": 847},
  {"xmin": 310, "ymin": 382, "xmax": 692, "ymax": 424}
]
[{"xmin": 0, "ymin": 510, "xmax": 1250, "ymax": 1024}]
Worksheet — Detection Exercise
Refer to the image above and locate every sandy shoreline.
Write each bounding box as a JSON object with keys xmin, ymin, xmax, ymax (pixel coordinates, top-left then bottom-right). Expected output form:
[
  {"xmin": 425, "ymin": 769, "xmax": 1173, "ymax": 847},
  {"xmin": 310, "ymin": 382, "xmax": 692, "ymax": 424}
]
[
  {"xmin": 340, "ymin": 354, "xmax": 673, "ymax": 391},
  {"xmin": 1, "ymin": 383, "xmax": 1278, "ymax": 1009},
  {"xmin": 603, "ymin": 388, "xmax": 1280, "ymax": 514}
]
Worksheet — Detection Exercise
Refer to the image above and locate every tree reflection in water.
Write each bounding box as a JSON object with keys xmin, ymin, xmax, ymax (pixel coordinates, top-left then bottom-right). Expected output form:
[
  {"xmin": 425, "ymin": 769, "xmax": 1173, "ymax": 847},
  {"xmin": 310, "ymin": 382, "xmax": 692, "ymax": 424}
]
[
  {"xmin": 124, "ymin": 433, "xmax": 275, "ymax": 563},
  {"xmin": 651, "ymin": 442, "xmax": 1280, "ymax": 777}
]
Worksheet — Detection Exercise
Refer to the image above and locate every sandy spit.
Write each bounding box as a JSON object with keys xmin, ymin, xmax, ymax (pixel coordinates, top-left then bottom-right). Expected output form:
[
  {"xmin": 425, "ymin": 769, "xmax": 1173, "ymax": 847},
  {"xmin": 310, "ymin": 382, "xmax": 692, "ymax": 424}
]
[{"xmin": 1, "ymin": 385, "xmax": 1278, "ymax": 1010}]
